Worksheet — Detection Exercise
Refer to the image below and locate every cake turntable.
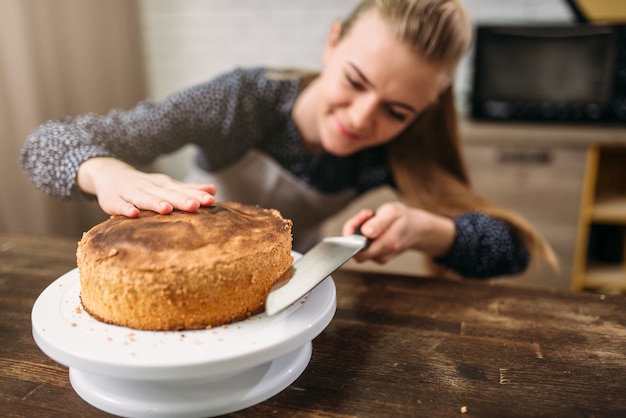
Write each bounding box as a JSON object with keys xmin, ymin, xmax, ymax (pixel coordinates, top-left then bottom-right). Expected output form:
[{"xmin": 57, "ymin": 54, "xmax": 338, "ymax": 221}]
[{"xmin": 31, "ymin": 263, "xmax": 336, "ymax": 417}]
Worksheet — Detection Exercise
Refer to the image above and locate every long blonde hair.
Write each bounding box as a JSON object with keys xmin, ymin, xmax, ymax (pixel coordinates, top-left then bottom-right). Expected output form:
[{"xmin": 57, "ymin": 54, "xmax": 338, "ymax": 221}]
[{"xmin": 340, "ymin": 0, "xmax": 559, "ymax": 274}]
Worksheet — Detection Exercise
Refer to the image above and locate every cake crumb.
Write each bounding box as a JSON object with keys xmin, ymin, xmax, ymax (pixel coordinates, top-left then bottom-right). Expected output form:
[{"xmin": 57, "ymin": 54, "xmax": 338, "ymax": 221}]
[
  {"xmin": 75, "ymin": 306, "xmax": 82, "ymax": 314},
  {"xmin": 461, "ymin": 406, "xmax": 468, "ymax": 414}
]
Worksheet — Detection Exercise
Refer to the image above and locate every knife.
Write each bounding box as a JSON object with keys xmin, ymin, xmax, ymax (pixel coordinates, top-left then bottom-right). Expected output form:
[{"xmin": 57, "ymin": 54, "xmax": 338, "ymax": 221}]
[{"xmin": 265, "ymin": 228, "xmax": 370, "ymax": 316}]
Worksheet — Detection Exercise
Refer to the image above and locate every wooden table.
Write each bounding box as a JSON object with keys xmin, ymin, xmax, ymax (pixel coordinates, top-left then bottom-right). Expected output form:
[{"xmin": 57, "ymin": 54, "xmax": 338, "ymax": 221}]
[{"xmin": 2, "ymin": 233, "xmax": 626, "ymax": 417}]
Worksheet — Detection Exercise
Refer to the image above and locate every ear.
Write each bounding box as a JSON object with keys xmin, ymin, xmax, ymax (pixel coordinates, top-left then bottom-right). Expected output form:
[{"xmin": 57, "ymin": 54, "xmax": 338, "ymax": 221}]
[{"xmin": 322, "ymin": 22, "xmax": 343, "ymax": 64}]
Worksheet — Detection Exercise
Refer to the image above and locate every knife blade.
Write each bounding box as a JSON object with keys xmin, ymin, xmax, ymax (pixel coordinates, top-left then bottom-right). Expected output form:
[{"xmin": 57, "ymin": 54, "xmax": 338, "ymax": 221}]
[{"xmin": 265, "ymin": 231, "xmax": 369, "ymax": 316}]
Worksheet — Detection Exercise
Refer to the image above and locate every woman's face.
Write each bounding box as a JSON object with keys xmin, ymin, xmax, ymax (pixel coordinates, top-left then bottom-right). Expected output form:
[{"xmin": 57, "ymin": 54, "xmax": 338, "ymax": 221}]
[{"xmin": 315, "ymin": 10, "xmax": 450, "ymax": 156}]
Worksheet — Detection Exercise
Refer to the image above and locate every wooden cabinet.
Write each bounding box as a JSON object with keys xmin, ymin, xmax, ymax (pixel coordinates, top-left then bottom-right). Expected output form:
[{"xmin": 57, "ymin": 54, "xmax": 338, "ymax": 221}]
[
  {"xmin": 462, "ymin": 143, "xmax": 587, "ymax": 289},
  {"xmin": 572, "ymin": 145, "xmax": 626, "ymax": 292},
  {"xmin": 460, "ymin": 120, "xmax": 626, "ymax": 291}
]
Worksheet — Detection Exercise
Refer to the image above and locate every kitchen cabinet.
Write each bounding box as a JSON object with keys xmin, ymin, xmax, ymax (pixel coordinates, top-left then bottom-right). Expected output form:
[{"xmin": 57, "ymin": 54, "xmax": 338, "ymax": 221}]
[
  {"xmin": 462, "ymin": 140, "xmax": 587, "ymax": 289},
  {"xmin": 572, "ymin": 145, "xmax": 626, "ymax": 292},
  {"xmin": 460, "ymin": 120, "xmax": 626, "ymax": 291}
]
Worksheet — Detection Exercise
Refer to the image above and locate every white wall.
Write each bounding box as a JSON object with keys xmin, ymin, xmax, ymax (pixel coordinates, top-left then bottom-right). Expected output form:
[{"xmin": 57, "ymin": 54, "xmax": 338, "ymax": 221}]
[
  {"xmin": 138, "ymin": 0, "xmax": 360, "ymax": 100},
  {"xmin": 138, "ymin": 0, "xmax": 575, "ymax": 104}
]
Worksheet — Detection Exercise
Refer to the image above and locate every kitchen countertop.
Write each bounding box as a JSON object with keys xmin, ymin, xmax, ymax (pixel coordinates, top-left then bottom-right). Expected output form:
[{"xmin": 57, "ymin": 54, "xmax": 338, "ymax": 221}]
[
  {"xmin": 2, "ymin": 232, "xmax": 626, "ymax": 417},
  {"xmin": 461, "ymin": 118, "xmax": 626, "ymax": 146}
]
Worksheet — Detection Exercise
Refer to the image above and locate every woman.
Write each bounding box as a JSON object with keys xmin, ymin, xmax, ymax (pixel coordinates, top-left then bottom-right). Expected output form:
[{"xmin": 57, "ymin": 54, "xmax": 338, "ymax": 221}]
[{"xmin": 19, "ymin": 0, "xmax": 557, "ymax": 278}]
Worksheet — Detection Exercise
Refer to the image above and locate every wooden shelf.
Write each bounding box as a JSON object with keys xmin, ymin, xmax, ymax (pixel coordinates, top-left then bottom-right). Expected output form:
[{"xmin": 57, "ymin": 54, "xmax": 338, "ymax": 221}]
[
  {"xmin": 584, "ymin": 263, "xmax": 626, "ymax": 292},
  {"xmin": 572, "ymin": 145, "xmax": 626, "ymax": 293},
  {"xmin": 592, "ymin": 196, "xmax": 626, "ymax": 224}
]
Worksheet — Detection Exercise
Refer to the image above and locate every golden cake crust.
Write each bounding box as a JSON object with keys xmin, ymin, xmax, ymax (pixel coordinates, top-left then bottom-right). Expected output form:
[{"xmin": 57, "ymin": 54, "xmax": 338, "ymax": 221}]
[{"xmin": 77, "ymin": 203, "xmax": 293, "ymax": 331}]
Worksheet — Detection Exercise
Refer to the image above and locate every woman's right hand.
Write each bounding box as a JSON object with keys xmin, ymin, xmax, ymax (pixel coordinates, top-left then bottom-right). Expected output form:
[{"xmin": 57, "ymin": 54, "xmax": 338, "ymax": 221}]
[
  {"xmin": 77, "ymin": 157, "xmax": 216, "ymax": 217},
  {"xmin": 342, "ymin": 202, "xmax": 455, "ymax": 264}
]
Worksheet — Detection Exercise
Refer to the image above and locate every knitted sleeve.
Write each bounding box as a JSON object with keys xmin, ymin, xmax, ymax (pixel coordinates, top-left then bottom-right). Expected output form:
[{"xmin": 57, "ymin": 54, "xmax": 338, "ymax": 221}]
[
  {"xmin": 434, "ymin": 212, "xmax": 530, "ymax": 278},
  {"xmin": 18, "ymin": 68, "xmax": 276, "ymax": 199}
]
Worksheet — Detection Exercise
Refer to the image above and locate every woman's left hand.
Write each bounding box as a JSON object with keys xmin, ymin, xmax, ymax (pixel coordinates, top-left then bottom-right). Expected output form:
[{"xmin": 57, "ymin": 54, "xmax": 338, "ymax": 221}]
[{"xmin": 342, "ymin": 202, "xmax": 456, "ymax": 264}]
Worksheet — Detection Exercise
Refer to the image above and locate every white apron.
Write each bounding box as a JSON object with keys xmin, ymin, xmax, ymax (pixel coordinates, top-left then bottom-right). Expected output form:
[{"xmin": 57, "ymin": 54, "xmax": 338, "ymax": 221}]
[{"xmin": 186, "ymin": 150, "xmax": 356, "ymax": 252}]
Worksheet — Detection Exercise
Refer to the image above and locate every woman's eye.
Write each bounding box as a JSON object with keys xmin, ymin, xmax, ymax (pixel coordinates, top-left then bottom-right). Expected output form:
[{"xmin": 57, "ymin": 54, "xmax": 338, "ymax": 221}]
[
  {"xmin": 344, "ymin": 71, "xmax": 409, "ymax": 122},
  {"xmin": 345, "ymin": 73, "xmax": 364, "ymax": 90},
  {"xmin": 387, "ymin": 108, "xmax": 408, "ymax": 122}
]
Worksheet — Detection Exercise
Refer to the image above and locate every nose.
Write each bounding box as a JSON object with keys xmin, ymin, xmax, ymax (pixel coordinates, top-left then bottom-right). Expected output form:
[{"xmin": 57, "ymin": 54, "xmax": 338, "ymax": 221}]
[{"xmin": 347, "ymin": 94, "xmax": 377, "ymax": 131}]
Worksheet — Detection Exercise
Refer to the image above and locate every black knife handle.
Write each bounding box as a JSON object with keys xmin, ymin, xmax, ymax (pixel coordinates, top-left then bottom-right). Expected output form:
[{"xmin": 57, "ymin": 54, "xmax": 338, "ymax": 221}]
[{"xmin": 354, "ymin": 213, "xmax": 373, "ymax": 249}]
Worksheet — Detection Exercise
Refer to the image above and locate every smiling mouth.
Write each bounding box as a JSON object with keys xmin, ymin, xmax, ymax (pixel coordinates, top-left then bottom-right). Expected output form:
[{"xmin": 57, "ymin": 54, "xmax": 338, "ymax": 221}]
[{"xmin": 333, "ymin": 116, "xmax": 362, "ymax": 141}]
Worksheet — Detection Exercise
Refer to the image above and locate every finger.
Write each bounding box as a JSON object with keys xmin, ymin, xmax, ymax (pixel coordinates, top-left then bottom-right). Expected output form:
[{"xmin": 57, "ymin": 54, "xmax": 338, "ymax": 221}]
[
  {"xmin": 353, "ymin": 242, "xmax": 385, "ymax": 263},
  {"xmin": 98, "ymin": 195, "xmax": 141, "ymax": 218},
  {"xmin": 354, "ymin": 245, "xmax": 396, "ymax": 264},
  {"xmin": 352, "ymin": 239, "xmax": 382, "ymax": 263},
  {"xmin": 193, "ymin": 190, "xmax": 216, "ymax": 207},
  {"xmin": 116, "ymin": 187, "xmax": 175, "ymax": 214},
  {"xmin": 355, "ymin": 211, "xmax": 394, "ymax": 241},
  {"xmin": 183, "ymin": 184, "xmax": 217, "ymax": 206},
  {"xmin": 186, "ymin": 183, "xmax": 217, "ymax": 195},
  {"xmin": 173, "ymin": 188, "xmax": 215, "ymax": 208},
  {"xmin": 372, "ymin": 252, "xmax": 395, "ymax": 264},
  {"xmin": 155, "ymin": 179, "xmax": 217, "ymax": 209},
  {"xmin": 133, "ymin": 182, "xmax": 209, "ymax": 213},
  {"xmin": 353, "ymin": 228, "xmax": 401, "ymax": 263},
  {"xmin": 342, "ymin": 209, "xmax": 374, "ymax": 236}
]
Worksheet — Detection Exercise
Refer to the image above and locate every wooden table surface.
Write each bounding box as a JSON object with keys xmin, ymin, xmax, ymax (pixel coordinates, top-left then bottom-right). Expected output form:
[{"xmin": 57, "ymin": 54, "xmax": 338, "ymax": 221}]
[{"xmin": 2, "ymin": 232, "xmax": 626, "ymax": 417}]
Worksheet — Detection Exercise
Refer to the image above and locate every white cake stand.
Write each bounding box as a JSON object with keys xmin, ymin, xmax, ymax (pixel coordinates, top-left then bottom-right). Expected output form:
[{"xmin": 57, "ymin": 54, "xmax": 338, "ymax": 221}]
[{"xmin": 32, "ymin": 264, "xmax": 336, "ymax": 417}]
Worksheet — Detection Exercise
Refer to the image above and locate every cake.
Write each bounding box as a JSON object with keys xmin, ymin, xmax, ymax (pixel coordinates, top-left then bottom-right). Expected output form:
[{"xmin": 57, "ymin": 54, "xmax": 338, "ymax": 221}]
[{"xmin": 76, "ymin": 202, "xmax": 293, "ymax": 331}]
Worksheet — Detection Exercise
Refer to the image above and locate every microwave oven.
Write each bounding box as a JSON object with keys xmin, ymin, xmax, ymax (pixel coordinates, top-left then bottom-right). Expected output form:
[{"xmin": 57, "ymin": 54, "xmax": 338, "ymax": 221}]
[{"xmin": 470, "ymin": 23, "xmax": 626, "ymax": 123}]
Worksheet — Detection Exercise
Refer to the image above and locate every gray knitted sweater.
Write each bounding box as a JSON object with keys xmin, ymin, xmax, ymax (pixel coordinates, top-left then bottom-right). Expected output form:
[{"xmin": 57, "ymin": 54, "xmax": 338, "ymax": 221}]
[{"xmin": 19, "ymin": 67, "xmax": 529, "ymax": 278}]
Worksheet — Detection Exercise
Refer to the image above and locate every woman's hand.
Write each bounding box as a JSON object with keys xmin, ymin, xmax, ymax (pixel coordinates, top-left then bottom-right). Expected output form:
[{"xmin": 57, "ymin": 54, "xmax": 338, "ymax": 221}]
[
  {"xmin": 342, "ymin": 202, "xmax": 456, "ymax": 264},
  {"xmin": 77, "ymin": 157, "xmax": 216, "ymax": 217}
]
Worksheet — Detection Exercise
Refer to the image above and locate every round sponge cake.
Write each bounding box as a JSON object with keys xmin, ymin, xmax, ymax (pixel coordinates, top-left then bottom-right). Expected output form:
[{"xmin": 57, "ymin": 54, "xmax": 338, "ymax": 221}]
[{"xmin": 76, "ymin": 203, "xmax": 293, "ymax": 331}]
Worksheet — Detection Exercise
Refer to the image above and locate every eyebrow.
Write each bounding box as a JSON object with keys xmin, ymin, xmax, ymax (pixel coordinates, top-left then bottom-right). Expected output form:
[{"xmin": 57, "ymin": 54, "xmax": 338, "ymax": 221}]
[{"xmin": 348, "ymin": 62, "xmax": 418, "ymax": 114}]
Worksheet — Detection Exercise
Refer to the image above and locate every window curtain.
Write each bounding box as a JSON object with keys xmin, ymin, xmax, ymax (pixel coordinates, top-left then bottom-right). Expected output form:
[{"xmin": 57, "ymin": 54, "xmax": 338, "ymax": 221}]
[{"xmin": 0, "ymin": 0, "xmax": 146, "ymax": 240}]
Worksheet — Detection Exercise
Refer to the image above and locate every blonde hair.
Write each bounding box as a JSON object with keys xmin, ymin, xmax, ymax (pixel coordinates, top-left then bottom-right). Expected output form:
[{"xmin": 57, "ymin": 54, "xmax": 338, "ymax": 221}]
[
  {"xmin": 341, "ymin": 0, "xmax": 559, "ymax": 275},
  {"xmin": 341, "ymin": 0, "xmax": 472, "ymax": 70}
]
